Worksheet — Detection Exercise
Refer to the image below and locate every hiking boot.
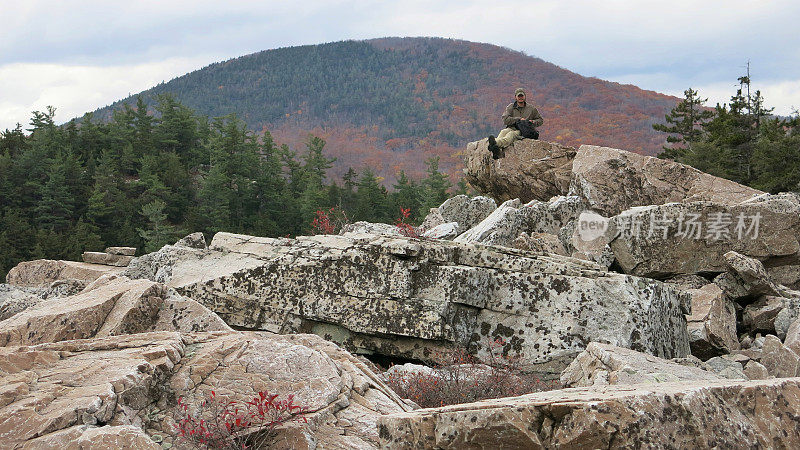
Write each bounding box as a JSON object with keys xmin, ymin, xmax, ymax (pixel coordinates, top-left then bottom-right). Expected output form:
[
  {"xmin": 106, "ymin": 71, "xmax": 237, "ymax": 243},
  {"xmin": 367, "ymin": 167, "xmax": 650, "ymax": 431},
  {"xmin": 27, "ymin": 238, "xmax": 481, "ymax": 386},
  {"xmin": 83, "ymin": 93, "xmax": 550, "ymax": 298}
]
[{"xmin": 487, "ymin": 135, "xmax": 501, "ymax": 159}]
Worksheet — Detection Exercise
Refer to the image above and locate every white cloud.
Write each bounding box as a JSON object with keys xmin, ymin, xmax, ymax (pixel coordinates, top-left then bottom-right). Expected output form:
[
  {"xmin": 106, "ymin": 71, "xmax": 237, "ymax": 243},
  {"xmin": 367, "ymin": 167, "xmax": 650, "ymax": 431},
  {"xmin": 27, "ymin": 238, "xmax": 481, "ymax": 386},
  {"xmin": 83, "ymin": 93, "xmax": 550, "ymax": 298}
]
[
  {"xmin": 690, "ymin": 80, "xmax": 800, "ymax": 116},
  {"xmin": 0, "ymin": 58, "xmax": 212, "ymax": 130}
]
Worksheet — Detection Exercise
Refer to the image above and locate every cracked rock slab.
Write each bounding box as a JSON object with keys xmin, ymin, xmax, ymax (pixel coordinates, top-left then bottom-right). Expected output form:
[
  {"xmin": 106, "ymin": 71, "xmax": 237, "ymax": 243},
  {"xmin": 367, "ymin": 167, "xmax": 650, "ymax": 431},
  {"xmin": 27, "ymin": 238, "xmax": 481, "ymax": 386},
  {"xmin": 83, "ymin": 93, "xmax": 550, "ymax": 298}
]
[
  {"xmin": 126, "ymin": 231, "xmax": 691, "ymax": 380},
  {"xmin": 378, "ymin": 377, "xmax": 800, "ymax": 449}
]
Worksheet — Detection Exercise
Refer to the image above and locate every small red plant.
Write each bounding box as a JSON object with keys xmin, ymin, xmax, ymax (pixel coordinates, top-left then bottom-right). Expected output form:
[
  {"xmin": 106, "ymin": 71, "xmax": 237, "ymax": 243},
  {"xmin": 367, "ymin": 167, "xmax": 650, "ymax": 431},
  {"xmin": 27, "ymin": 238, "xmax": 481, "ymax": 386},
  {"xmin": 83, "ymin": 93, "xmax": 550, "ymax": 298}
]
[
  {"xmin": 173, "ymin": 390, "xmax": 310, "ymax": 449},
  {"xmin": 395, "ymin": 207, "xmax": 421, "ymax": 238},
  {"xmin": 310, "ymin": 207, "xmax": 349, "ymax": 235},
  {"xmin": 384, "ymin": 337, "xmax": 559, "ymax": 408}
]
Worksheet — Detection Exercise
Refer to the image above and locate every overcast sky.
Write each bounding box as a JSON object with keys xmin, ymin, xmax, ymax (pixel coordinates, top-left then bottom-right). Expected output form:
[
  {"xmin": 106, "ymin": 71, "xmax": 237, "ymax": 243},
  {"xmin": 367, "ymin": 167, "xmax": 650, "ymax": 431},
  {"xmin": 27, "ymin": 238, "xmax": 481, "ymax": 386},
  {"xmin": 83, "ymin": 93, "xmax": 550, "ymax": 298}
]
[{"xmin": 1, "ymin": 0, "xmax": 798, "ymax": 130}]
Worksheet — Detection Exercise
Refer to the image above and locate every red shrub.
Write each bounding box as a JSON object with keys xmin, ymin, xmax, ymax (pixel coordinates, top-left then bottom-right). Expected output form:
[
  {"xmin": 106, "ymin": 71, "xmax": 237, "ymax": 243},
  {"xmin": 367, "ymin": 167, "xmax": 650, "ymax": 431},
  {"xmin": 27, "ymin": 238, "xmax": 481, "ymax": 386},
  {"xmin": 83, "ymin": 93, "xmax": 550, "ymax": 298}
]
[
  {"xmin": 310, "ymin": 207, "xmax": 349, "ymax": 235},
  {"xmin": 395, "ymin": 207, "xmax": 421, "ymax": 238},
  {"xmin": 173, "ymin": 390, "xmax": 310, "ymax": 449},
  {"xmin": 385, "ymin": 338, "xmax": 559, "ymax": 408}
]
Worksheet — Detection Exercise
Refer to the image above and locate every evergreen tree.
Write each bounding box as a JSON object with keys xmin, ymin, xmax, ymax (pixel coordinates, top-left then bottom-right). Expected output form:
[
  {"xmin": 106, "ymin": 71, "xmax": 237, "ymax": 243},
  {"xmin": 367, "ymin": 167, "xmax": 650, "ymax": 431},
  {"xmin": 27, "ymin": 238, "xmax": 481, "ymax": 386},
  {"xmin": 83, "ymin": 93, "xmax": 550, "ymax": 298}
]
[
  {"xmin": 35, "ymin": 157, "xmax": 74, "ymax": 232},
  {"xmin": 420, "ymin": 156, "xmax": 451, "ymax": 211},
  {"xmin": 390, "ymin": 171, "xmax": 423, "ymax": 222},
  {"xmin": 354, "ymin": 167, "xmax": 390, "ymax": 222},
  {"xmin": 137, "ymin": 199, "xmax": 181, "ymax": 253},
  {"xmin": 653, "ymin": 88, "xmax": 715, "ymax": 159}
]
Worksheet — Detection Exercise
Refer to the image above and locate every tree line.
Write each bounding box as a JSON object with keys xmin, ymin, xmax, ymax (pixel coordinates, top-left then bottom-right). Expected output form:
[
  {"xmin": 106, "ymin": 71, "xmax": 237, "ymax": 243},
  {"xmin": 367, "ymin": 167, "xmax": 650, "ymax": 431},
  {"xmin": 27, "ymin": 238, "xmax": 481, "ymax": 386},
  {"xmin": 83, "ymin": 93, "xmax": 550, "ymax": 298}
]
[
  {"xmin": 653, "ymin": 73, "xmax": 800, "ymax": 193},
  {"xmin": 0, "ymin": 95, "xmax": 462, "ymax": 280}
]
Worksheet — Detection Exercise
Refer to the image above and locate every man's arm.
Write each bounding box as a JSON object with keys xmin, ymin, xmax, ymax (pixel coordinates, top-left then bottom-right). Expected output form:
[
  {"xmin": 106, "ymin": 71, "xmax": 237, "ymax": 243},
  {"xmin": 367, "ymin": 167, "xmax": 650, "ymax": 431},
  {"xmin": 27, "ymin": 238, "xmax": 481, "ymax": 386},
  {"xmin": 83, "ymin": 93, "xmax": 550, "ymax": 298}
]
[{"xmin": 501, "ymin": 103, "xmax": 519, "ymax": 127}]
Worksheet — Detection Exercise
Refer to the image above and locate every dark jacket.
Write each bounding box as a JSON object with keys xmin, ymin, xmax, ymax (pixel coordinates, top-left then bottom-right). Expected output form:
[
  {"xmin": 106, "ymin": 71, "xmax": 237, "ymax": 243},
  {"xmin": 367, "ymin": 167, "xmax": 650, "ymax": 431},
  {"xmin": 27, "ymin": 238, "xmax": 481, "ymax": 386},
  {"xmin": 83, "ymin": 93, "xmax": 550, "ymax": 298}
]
[{"xmin": 502, "ymin": 101, "xmax": 544, "ymax": 128}]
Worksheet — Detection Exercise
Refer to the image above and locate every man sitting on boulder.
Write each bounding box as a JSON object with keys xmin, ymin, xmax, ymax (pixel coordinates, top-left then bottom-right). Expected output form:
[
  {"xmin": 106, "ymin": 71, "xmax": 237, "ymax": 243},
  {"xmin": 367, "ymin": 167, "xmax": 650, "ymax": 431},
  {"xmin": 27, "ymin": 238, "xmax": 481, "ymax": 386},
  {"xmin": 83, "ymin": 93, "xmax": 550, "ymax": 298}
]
[{"xmin": 487, "ymin": 88, "xmax": 543, "ymax": 159}]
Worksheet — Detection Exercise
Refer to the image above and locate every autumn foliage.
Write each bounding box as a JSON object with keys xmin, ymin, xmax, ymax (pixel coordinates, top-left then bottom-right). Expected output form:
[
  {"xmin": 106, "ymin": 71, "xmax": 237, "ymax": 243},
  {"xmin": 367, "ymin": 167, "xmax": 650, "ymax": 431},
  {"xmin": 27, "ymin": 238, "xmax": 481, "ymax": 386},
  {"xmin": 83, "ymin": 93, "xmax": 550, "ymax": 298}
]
[
  {"xmin": 384, "ymin": 338, "xmax": 558, "ymax": 408},
  {"xmin": 173, "ymin": 390, "xmax": 309, "ymax": 449}
]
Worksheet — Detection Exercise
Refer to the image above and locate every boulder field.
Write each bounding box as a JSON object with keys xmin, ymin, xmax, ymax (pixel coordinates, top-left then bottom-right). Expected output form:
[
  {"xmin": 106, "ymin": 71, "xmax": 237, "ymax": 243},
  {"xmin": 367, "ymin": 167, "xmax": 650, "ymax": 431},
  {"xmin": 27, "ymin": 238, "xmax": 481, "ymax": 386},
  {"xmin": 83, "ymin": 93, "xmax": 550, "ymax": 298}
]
[{"xmin": 3, "ymin": 139, "xmax": 800, "ymax": 447}]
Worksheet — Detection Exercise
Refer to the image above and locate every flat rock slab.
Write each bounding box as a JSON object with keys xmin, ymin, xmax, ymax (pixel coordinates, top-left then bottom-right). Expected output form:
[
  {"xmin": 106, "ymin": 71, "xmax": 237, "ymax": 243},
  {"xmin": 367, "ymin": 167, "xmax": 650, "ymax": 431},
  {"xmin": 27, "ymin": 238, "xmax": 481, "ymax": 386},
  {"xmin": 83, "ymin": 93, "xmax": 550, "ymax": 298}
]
[
  {"xmin": 104, "ymin": 247, "xmax": 137, "ymax": 256},
  {"xmin": 569, "ymin": 145, "xmax": 763, "ymax": 216},
  {"xmin": 126, "ymin": 231, "xmax": 691, "ymax": 380},
  {"xmin": 6, "ymin": 259, "xmax": 124, "ymax": 288},
  {"xmin": 82, "ymin": 251, "xmax": 134, "ymax": 267},
  {"xmin": 378, "ymin": 377, "xmax": 800, "ymax": 449}
]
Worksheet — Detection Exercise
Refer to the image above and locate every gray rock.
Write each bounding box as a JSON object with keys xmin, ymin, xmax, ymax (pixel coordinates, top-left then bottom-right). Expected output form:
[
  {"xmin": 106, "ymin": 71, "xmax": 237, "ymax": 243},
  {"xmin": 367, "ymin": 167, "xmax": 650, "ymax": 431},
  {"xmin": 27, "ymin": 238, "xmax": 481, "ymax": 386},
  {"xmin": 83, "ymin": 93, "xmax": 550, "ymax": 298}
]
[
  {"xmin": 421, "ymin": 222, "xmax": 460, "ymax": 240},
  {"xmin": 766, "ymin": 264, "xmax": 800, "ymax": 290},
  {"xmin": 510, "ymin": 232, "xmax": 567, "ymax": 255},
  {"xmin": 174, "ymin": 232, "xmax": 207, "ymax": 249},
  {"xmin": 127, "ymin": 231, "xmax": 691, "ymax": 381},
  {"xmin": 454, "ymin": 198, "xmax": 524, "ymax": 246},
  {"xmin": 714, "ymin": 251, "xmax": 787, "ymax": 300},
  {"xmin": 704, "ymin": 356, "xmax": 747, "ymax": 379},
  {"xmin": 607, "ymin": 194, "xmax": 800, "ymax": 278},
  {"xmin": 524, "ymin": 196, "xmax": 587, "ymax": 235},
  {"xmin": 784, "ymin": 317, "xmax": 800, "ymax": 356},
  {"xmin": 0, "ymin": 284, "xmax": 42, "ymax": 321},
  {"xmin": 774, "ymin": 295, "xmax": 800, "ymax": 340},
  {"xmin": 340, "ymin": 221, "xmax": 403, "ymax": 237},
  {"xmin": 422, "ymin": 195, "xmax": 497, "ymax": 232},
  {"xmin": 568, "ymin": 144, "xmax": 764, "ymax": 217},
  {"xmin": 560, "ymin": 342, "xmax": 722, "ymax": 388},
  {"xmin": 104, "ymin": 246, "xmax": 136, "ymax": 256},
  {"xmin": 663, "ymin": 274, "xmax": 711, "ymax": 291}
]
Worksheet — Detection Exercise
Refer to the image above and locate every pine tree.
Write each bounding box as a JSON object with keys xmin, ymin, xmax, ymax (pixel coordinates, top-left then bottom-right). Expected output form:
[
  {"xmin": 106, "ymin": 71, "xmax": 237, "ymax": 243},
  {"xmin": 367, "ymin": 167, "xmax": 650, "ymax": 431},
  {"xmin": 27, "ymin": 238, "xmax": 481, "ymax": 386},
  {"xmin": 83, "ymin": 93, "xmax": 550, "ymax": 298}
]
[
  {"xmin": 137, "ymin": 199, "xmax": 181, "ymax": 253},
  {"xmin": 420, "ymin": 156, "xmax": 451, "ymax": 211},
  {"xmin": 653, "ymin": 88, "xmax": 715, "ymax": 159}
]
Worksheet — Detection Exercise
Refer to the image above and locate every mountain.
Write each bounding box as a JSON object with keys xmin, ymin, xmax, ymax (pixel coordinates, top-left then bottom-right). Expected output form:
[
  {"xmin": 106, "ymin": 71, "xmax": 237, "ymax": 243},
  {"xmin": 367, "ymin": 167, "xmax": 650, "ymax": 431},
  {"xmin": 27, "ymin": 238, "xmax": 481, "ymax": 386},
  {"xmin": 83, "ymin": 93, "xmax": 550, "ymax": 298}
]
[{"xmin": 91, "ymin": 37, "xmax": 680, "ymax": 183}]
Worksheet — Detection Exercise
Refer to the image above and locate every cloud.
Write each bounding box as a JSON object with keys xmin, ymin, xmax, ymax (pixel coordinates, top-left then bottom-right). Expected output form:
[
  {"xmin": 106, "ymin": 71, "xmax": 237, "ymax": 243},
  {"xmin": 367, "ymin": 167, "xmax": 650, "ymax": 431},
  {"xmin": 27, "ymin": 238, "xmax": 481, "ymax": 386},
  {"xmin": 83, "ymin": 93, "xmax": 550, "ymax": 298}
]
[
  {"xmin": 1, "ymin": 0, "xmax": 798, "ymax": 126},
  {"xmin": 0, "ymin": 58, "xmax": 211, "ymax": 130}
]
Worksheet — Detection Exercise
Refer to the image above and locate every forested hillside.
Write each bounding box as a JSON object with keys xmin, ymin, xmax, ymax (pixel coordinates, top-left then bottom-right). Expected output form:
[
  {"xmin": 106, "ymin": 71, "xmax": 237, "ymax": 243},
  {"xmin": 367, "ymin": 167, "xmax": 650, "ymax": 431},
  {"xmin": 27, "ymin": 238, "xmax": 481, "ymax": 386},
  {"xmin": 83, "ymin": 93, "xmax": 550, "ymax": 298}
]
[{"xmin": 91, "ymin": 37, "xmax": 680, "ymax": 181}]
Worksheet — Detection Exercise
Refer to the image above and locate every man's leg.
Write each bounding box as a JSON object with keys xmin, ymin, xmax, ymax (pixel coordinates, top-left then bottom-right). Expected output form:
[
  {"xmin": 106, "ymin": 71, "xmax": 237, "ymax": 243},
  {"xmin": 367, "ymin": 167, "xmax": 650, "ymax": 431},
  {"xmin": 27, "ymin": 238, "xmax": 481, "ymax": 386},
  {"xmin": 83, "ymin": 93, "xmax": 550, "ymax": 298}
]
[{"xmin": 495, "ymin": 128, "xmax": 521, "ymax": 148}]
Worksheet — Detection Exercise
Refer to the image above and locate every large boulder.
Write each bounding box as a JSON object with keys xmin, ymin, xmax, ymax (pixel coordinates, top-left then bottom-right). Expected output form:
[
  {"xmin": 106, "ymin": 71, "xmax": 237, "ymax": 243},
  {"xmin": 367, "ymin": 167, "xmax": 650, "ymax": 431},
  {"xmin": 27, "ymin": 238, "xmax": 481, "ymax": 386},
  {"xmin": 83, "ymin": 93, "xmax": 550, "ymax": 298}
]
[
  {"xmin": 607, "ymin": 193, "xmax": 800, "ymax": 277},
  {"xmin": 0, "ymin": 284, "xmax": 41, "ymax": 321},
  {"xmin": 124, "ymin": 231, "xmax": 691, "ymax": 381},
  {"xmin": 463, "ymin": 139, "xmax": 576, "ymax": 203},
  {"xmin": 0, "ymin": 331, "xmax": 411, "ymax": 449},
  {"xmin": 568, "ymin": 145, "xmax": 763, "ymax": 217},
  {"xmin": 560, "ymin": 342, "xmax": 722, "ymax": 387},
  {"xmin": 378, "ymin": 377, "xmax": 800, "ymax": 448}
]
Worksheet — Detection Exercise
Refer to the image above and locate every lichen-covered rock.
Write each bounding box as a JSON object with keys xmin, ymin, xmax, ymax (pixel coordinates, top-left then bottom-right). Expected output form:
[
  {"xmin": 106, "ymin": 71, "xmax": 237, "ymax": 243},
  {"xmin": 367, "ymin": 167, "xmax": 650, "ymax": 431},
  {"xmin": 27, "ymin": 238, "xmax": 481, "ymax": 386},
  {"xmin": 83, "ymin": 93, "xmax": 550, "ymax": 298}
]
[
  {"xmin": 685, "ymin": 283, "xmax": 739, "ymax": 359},
  {"xmin": 340, "ymin": 221, "xmax": 403, "ymax": 237},
  {"xmin": 464, "ymin": 139, "xmax": 576, "ymax": 203},
  {"xmin": 421, "ymin": 195, "xmax": 497, "ymax": 232},
  {"xmin": 510, "ymin": 232, "xmax": 567, "ymax": 255},
  {"xmin": 124, "ymin": 231, "xmax": 691, "ymax": 381},
  {"xmin": 0, "ymin": 284, "xmax": 42, "ymax": 321},
  {"xmin": 714, "ymin": 251, "xmax": 788, "ymax": 300},
  {"xmin": 454, "ymin": 198, "xmax": 524, "ymax": 246},
  {"xmin": 6, "ymin": 259, "xmax": 124, "ymax": 288},
  {"xmin": 174, "ymin": 232, "xmax": 207, "ymax": 250},
  {"xmin": 704, "ymin": 356, "xmax": 747, "ymax": 380},
  {"xmin": 767, "ymin": 264, "xmax": 800, "ymax": 290},
  {"xmin": 378, "ymin": 378, "xmax": 800, "ymax": 449},
  {"xmin": 560, "ymin": 342, "xmax": 721, "ymax": 387},
  {"xmin": 607, "ymin": 194, "xmax": 800, "ymax": 277},
  {"xmin": 568, "ymin": 144, "xmax": 764, "ymax": 216}
]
